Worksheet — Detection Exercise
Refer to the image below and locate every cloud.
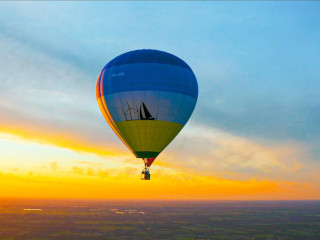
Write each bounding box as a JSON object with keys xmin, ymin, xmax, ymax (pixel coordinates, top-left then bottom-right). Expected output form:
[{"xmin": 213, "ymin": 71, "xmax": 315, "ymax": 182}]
[
  {"xmin": 74, "ymin": 160, "xmax": 103, "ymax": 167},
  {"xmin": 2, "ymin": 165, "xmax": 320, "ymax": 200},
  {"xmin": 0, "ymin": 35, "xmax": 128, "ymax": 158},
  {"xmin": 196, "ymin": 97, "xmax": 320, "ymax": 143},
  {"xmin": 72, "ymin": 166, "xmax": 84, "ymax": 175},
  {"xmin": 162, "ymin": 124, "xmax": 308, "ymax": 182},
  {"xmin": 0, "ymin": 167, "xmax": 298, "ymax": 200},
  {"xmin": 49, "ymin": 162, "xmax": 59, "ymax": 171}
]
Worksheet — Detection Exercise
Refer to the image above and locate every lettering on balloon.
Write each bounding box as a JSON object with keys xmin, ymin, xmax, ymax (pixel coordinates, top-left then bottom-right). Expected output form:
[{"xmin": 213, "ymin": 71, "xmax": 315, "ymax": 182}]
[{"xmin": 112, "ymin": 72, "xmax": 125, "ymax": 77}]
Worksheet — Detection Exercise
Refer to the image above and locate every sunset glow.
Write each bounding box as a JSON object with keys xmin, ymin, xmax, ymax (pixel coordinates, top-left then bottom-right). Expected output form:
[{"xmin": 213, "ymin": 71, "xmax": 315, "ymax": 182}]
[{"xmin": 1, "ymin": 2, "xmax": 320, "ymax": 200}]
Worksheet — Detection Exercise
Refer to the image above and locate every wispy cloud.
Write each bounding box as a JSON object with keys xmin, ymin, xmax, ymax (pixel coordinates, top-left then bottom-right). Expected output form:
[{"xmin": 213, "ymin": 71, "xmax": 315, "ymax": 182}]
[
  {"xmin": 49, "ymin": 162, "xmax": 59, "ymax": 171},
  {"xmin": 0, "ymin": 35, "xmax": 127, "ymax": 157},
  {"xmin": 162, "ymin": 124, "xmax": 310, "ymax": 181},
  {"xmin": 0, "ymin": 168, "xmax": 305, "ymax": 200}
]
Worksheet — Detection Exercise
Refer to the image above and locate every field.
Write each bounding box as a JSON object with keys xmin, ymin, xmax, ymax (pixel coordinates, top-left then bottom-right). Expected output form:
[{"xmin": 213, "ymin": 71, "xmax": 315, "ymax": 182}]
[{"xmin": 0, "ymin": 199, "xmax": 320, "ymax": 240}]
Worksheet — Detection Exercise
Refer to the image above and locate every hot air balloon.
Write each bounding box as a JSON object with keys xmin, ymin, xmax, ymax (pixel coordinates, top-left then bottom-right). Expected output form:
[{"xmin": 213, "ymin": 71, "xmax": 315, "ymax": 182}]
[{"xmin": 96, "ymin": 49, "xmax": 198, "ymax": 180}]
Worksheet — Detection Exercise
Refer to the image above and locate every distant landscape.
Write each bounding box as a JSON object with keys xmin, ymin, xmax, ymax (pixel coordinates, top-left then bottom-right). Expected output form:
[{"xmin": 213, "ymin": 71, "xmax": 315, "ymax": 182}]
[{"xmin": 1, "ymin": 199, "xmax": 320, "ymax": 240}]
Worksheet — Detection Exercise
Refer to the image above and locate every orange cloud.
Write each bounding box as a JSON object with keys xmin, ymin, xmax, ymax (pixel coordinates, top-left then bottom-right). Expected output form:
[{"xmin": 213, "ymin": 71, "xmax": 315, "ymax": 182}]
[
  {"xmin": 1, "ymin": 110, "xmax": 319, "ymax": 200},
  {"xmin": 161, "ymin": 125, "xmax": 306, "ymax": 180},
  {"xmin": 1, "ymin": 167, "xmax": 318, "ymax": 200},
  {"xmin": 0, "ymin": 118, "xmax": 126, "ymax": 158},
  {"xmin": 0, "ymin": 171, "xmax": 269, "ymax": 200}
]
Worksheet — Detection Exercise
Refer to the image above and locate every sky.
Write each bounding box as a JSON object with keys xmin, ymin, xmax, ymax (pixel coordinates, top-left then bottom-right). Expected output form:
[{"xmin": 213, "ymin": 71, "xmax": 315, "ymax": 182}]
[{"xmin": 0, "ymin": 2, "xmax": 320, "ymax": 200}]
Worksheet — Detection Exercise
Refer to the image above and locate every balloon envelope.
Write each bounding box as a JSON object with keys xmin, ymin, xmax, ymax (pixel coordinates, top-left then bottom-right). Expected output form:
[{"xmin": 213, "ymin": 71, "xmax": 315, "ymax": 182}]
[{"xmin": 96, "ymin": 49, "xmax": 198, "ymax": 162}]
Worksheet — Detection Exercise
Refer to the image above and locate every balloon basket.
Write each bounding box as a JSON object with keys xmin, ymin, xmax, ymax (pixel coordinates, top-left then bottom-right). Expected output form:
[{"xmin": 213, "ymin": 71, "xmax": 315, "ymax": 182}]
[{"xmin": 141, "ymin": 168, "xmax": 151, "ymax": 180}]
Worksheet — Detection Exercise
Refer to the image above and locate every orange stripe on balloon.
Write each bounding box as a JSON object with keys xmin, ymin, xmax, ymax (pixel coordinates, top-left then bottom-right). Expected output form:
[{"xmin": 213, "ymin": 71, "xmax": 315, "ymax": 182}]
[
  {"xmin": 99, "ymin": 71, "xmax": 118, "ymax": 132},
  {"xmin": 96, "ymin": 72, "xmax": 134, "ymax": 154},
  {"xmin": 95, "ymin": 72, "xmax": 102, "ymax": 100}
]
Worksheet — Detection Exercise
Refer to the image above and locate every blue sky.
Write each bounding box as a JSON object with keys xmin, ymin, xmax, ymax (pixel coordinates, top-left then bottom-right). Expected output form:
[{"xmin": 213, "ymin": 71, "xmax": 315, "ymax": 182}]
[{"xmin": 0, "ymin": 2, "xmax": 320, "ymax": 192}]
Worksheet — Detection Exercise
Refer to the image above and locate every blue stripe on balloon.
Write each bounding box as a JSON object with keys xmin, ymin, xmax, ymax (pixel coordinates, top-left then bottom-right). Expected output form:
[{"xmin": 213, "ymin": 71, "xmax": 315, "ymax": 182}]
[
  {"xmin": 104, "ymin": 91, "xmax": 197, "ymax": 126},
  {"xmin": 101, "ymin": 63, "xmax": 198, "ymax": 99},
  {"xmin": 105, "ymin": 49, "xmax": 191, "ymax": 70}
]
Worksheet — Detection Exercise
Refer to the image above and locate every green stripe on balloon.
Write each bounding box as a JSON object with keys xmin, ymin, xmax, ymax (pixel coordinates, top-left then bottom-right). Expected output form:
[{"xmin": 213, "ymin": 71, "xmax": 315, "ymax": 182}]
[{"xmin": 114, "ymin": 120, "xmax": 183, "ymax": 154}]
